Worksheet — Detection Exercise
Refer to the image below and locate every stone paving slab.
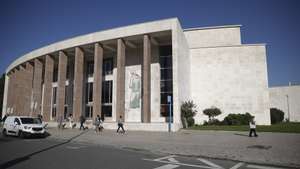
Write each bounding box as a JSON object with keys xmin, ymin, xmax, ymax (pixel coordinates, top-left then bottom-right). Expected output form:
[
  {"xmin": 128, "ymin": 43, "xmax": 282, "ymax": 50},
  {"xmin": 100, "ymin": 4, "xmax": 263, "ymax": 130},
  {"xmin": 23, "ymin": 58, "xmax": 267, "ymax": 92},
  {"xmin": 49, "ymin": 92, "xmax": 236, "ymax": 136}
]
[{"xmin": 46, "ymin": 128, "xmax": 300, "ymax": 168}]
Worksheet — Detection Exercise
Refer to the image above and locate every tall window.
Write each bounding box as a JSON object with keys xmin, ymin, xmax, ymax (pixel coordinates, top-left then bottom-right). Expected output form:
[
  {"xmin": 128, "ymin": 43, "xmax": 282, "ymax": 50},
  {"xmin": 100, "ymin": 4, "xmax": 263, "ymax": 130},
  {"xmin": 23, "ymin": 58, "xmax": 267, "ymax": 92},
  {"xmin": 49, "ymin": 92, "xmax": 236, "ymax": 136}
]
[
  {"xmin": 103, "ymin": 58, "xmax": 113, "ymax": 75},
  {"xmin": 53, "ymin": 67, "xmax": 58, "ymax": 82},
  {"xmin": 51, "ymin": 87, "xmax": 57, "ymax": 119},
  {"xmin": 86, "ymin": 61, "xmax": 94, "ymax": 77},
  {"xmin": 85, "ymin": 82, "xmax": 93, "ymax": 118},
  {"xmin": 102, "ymin": 80, "xmax": 113, "ymax": 117},
  {"xmin": 159, "ymin": 45, "xmax": 173, "ymax": 120}
]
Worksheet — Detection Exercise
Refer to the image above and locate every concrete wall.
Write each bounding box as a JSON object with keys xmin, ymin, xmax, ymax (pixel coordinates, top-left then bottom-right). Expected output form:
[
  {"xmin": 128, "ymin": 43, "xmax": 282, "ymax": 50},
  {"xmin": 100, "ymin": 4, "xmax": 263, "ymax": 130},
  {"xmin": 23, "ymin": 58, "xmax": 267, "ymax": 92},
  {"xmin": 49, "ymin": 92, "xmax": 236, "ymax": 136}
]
[
  {"xmin": 184, "ymin": 26, "xmax": 241, "ymax": 48},
  {"xmin": 190, "ymin": 45, "xmax": 270, "ymax": 125},
  {"xmin": 269, "ymin": 85, "xmax": 300, "ymax": 122},
  {"xmin": 172, "ymin": 19, "xmax": 190, "ymax": 126}
]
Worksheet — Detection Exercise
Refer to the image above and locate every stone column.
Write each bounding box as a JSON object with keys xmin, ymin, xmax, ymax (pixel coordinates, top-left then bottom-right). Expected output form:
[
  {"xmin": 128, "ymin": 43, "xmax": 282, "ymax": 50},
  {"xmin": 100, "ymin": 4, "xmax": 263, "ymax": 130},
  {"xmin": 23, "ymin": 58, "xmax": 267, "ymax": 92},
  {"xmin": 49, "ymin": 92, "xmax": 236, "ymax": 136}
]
[
  {"xmin": 42, "ymin": 55, "xmax": 54, "ymax": 121},
  {"xmin": 12, "ymin": 68, "xmax": 19, "ymax": 115},
  {"xmin": 6, "ymin": 73, "xmax": 14, "ymax": 114},
  {"xmin": 142, "ymin": 35, "xmax": 151, "ymax": 123},
  {"xmin": 93, "ymin": 43, "xmax": 103, "ymax": 118},
  {"xmin": 56, "ymin": 51, "xmax": 68, "ymax": 120},
  {"xmin": 2, "ymin": 74, "xmax": 10, "ymax": 117},
  {"xmin": 116, "ymin": 39, "xmax": 126, "ymax": 121},
  {"xmin": 32, "ymin": 59, "xmax": 43, "ymax": 117},
  {"xmin": 23, "ymin": 62, "xmax": 34, "ymax": 116},
  {"xmin": 73, "ymin": 47, "xmax": 84, "ymax": 121},
  {"xmin": 16, "ymin": 66, "xmax": 27, "ymax": 115}
]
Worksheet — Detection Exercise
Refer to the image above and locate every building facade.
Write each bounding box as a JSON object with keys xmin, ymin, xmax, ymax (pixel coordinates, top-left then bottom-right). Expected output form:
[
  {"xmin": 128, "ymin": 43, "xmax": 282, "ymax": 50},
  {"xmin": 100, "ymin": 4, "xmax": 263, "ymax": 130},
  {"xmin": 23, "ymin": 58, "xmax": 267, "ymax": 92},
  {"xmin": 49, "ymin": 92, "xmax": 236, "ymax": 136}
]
[{"xmin": 2, "ymin": 18, "xmax": 271, "ymax": 131}]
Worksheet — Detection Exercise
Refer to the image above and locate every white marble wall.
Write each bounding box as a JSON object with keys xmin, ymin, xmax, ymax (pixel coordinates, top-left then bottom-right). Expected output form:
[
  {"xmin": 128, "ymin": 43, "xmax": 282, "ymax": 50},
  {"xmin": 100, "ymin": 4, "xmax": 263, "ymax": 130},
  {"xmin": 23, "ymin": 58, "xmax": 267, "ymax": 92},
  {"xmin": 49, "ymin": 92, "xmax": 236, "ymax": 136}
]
[
  {"xmin": 184, "ymin": 26, "xmax": 241, "ymax": 48},
  {"xmin": 269, "ymin": 85, "xmax": 300, "ymax": 122},
  {"xmin": 190, "ymin": 45, "xmax": 270, "ymax": 125}
]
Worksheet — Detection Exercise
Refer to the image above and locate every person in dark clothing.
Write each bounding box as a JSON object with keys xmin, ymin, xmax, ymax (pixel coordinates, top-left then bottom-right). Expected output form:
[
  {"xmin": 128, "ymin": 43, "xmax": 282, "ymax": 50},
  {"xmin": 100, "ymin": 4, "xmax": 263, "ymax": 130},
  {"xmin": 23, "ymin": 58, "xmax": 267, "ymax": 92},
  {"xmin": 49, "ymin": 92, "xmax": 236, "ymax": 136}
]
[
  {"xmin": 79, "ymin": 115, "xmax": 86, "ymax": 130},
  {"xmin": 117, "ymin": 115, "xmax": 125, "ymax": 133}
]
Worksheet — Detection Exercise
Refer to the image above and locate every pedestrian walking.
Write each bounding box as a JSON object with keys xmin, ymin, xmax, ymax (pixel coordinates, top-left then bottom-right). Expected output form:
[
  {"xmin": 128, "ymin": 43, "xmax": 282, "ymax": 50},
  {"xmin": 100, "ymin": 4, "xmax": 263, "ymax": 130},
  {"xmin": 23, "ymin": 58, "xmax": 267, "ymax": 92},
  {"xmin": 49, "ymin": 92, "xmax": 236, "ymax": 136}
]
[
  {"xmin": 79, "ymin": 115, "xmax": 86, "ymax": 130},
  {"xmin": 57, "ymin": 115, "xmax": 65, "ymax": 129},
  {"xmin": 68, "ymin": 114, "xmax": 75, "ymax": 129},
  {"xmin": 249, "ymin": 119, "xmax": 258, "ymax": 137},
  {"xmin": 94, "ymin": 115, "xmax": 101, "ymax": 133},
  {"xmin": 116, "ymin": 115, "xmax": 125, "ymax": 134}
]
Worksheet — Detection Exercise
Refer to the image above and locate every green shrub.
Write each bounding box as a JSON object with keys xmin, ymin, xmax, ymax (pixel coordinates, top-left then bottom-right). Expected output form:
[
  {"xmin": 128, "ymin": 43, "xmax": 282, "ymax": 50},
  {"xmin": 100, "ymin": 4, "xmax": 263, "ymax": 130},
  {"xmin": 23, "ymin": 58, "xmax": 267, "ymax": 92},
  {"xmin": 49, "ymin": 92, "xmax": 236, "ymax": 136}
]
[
  {"xmin": 223, "ymin": 113, "xmax": 254, "ymax": 125},
  {"xmin": 203, "ymin": 119, "xmax": 223, "ymax": 125},
  {"xmin": 270, "ymin": 108, "xmax": 284, "ymax": 124},
  {"xmin": 203, "ymin": 107, "xmax": 222, "ymax": 122},
  {"xmin": 181, "ymin": 101, "xmax": 197, "ymax": 128}
]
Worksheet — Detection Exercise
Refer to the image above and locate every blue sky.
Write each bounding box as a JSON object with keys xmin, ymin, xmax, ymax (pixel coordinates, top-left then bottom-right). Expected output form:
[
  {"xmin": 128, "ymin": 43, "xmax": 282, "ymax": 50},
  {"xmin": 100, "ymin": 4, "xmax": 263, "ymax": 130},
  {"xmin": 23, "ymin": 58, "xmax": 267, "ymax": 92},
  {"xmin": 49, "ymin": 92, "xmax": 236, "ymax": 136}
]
[{"xmin": 0, "ymin": 0, "xmax": 299, "ymax": 87}]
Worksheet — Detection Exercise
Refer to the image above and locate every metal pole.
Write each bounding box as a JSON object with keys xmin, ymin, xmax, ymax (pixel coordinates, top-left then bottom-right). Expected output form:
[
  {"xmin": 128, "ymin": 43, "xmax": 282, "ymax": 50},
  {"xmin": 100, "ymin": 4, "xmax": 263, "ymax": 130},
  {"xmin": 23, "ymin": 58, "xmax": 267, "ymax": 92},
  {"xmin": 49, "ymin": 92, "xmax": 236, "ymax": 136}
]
[{"xmin": 286, "ymin": 95, "xmax": 290, "ymax": 121}]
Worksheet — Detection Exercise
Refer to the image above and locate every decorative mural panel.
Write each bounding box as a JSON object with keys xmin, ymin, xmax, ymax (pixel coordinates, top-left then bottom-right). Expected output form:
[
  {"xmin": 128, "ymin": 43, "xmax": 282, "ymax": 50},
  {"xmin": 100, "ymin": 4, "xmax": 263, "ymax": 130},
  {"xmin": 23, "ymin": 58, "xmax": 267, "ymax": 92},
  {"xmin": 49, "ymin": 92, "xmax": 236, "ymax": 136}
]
[{"xmin": 129, "ymin": 71, "xmax": 141, "ymax": 109}]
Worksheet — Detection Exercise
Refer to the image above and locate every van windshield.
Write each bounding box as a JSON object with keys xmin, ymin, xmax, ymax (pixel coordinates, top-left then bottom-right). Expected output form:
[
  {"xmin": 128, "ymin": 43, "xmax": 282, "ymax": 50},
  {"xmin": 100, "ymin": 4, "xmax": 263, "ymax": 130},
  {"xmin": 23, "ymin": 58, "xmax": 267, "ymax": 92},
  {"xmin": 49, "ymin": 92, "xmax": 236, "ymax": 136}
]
[{"xmin": 20, "ymin": 118, "xmax": 42, "ymax": 124}]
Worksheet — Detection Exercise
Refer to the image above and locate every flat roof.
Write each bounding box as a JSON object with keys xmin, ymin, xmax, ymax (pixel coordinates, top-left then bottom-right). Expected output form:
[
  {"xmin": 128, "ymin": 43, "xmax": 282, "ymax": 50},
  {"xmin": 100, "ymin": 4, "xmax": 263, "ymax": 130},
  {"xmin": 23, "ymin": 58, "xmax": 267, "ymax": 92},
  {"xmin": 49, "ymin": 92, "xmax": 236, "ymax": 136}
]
[{"xmin": 184, "ymin": 25, "xmax": 242, "ymax": 32}]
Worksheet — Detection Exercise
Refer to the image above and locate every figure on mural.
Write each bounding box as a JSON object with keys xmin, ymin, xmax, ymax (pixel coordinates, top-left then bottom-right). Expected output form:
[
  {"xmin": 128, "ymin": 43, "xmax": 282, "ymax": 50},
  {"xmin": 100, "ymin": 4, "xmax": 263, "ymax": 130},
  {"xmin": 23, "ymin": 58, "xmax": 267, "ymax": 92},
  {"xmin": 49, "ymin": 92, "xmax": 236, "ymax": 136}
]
[{"xmin": 129, "ymin": 71, "xmax": 141, "ymax": 109}]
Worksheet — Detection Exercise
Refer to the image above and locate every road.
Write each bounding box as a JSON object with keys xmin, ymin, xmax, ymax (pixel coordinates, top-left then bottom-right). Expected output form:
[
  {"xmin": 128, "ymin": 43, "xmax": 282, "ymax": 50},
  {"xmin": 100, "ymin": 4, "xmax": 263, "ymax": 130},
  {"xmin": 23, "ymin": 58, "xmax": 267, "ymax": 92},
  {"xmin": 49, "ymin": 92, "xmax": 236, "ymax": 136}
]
[{"xmin": 0, "ymin": 131, "xmax": 292, "ymax": 169}]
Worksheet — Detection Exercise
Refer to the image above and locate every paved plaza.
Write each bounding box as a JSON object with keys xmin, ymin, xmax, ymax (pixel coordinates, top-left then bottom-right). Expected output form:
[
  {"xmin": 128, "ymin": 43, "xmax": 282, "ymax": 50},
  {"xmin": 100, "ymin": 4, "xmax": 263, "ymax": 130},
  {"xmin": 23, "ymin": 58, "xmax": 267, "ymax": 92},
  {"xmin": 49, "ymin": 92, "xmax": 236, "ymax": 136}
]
[{"xmin": 46, "ymin": 128, "xmax": 300, "ymax": 168}]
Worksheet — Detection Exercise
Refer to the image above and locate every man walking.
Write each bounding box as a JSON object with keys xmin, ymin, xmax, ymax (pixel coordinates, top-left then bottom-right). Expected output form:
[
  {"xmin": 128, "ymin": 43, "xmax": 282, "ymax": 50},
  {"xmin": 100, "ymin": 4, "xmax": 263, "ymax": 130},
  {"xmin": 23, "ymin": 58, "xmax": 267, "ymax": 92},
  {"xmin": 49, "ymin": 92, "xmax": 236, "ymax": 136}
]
[
  {"xmin": 249, "ymin": 119, "xmax": 258, "ymax": 137},
  {"xmin": 79, "ymin": 115, "xmax": 86, "ymax": 130},
  {"xmin": 117, "ymin": 115, "xmax": 125, "ymax": 134}
]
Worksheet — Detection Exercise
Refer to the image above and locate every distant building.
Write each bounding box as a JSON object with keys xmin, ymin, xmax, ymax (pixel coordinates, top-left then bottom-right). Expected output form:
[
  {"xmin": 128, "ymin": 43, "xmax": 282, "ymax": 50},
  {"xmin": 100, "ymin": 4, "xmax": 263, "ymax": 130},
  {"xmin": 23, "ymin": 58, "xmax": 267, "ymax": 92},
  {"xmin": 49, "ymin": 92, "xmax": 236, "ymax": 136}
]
[{"xmin": 2, "ymin": 18, "xmax": 272, "ymax": 131}]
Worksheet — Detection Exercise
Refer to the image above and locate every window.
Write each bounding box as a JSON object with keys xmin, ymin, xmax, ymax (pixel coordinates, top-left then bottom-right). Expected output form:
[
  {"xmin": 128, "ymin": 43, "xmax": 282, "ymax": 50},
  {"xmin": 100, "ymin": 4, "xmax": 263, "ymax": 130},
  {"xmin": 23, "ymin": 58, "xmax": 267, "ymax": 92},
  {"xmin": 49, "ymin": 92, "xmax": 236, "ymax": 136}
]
[
  {"xmin": 52, "ymin": 87, "xmax": 57, "ymax": 118},
  {"xmin": 159, "ymin": 45, "xmax": 173, "ymax": 119},
  {"xmin": 102, "ymin": 81, "xmax": 113, "ymax": 103},
  {"xmin": 53, "ymin": 67, "xmax": 58, "ymax": 82},
  {"xmin": 85, "ymin": 82, "xmax": 93, "ymax": 103},
  {"xmin": 85, "ymin": 105, "xmax": 93, "ymax": 118},
  {"xmin": 14, "ymin": 118, "xmax": 21, "ymax": 125},
  {"xmin": 103, "ymin": 58, "xmax": 113, "ymax": 75},
  {"xmin": 86, "ymin": 61, "xmax": 94, "ymax": 77},
  {"xmin": 102, "ymin": 105, "xmax": 112, "ymax": 117}
]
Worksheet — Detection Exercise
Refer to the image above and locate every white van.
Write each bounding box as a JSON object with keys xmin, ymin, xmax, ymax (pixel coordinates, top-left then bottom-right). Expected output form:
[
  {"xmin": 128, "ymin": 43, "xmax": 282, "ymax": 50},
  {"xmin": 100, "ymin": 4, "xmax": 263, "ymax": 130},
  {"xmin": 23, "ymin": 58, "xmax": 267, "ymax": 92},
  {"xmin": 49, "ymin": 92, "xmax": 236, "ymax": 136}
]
[{"xmin": 2, "ymin": 116, "xmax": 45, "ymax": 138}]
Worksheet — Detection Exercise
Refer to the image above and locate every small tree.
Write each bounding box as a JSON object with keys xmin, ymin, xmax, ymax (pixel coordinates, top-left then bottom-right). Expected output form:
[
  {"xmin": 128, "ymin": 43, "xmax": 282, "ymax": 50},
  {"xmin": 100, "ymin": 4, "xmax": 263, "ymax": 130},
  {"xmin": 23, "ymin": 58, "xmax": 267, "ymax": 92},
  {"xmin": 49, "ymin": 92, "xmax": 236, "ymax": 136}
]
[
  {"xmin": 203, "ymin": 107, "xmax": 222, "ymax": 122},
  {"xmin": 181, "ymin": 101, "xmax": 197, "ymax": 128},
  {"xmin": 270, "ymin": 108, "xmax": 284, "ymax": 124}
]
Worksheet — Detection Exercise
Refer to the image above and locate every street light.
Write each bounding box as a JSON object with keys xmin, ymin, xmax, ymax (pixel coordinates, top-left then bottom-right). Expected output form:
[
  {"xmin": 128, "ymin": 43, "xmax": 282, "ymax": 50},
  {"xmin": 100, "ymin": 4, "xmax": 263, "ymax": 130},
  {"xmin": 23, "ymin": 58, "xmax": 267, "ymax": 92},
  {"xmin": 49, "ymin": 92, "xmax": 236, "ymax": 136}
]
[{"xmin": 286, "ymin": 94, "xmax": 290, "ymax": 121}]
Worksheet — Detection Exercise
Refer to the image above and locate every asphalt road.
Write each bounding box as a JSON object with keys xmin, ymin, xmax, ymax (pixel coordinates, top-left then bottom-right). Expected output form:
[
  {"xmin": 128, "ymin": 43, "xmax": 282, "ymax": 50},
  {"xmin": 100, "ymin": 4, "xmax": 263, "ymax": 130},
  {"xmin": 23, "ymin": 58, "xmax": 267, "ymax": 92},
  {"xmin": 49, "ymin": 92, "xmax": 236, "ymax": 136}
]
[{"xmin": 0, "ymin": 131, "xmax": 292, "ymax": 169}]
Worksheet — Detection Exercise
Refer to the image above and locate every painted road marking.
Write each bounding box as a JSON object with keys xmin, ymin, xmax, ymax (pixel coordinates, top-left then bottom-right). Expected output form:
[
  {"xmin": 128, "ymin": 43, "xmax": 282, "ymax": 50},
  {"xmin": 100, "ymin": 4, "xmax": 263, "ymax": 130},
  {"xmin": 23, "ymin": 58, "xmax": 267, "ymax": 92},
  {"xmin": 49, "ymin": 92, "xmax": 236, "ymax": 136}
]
[
  {"xmin": 247, "ymin": 164, "xmax": 286, "ymax": 169},
  {"xmin": 65, "ymin": 146, "xmax": 84, "ymax": 149},
  {"xmin": 145, "ymin": 155, "xmax": 289, "ymax": 169},
  {"xmin": 144, "ymin": 155, "xmax": 224, "ymax": 169},
  {"xmin": 229, "ymin": 162, "xmax": 244, "ymax": 169},
  {"xmin": 197, "ymin": 158, "xmax": 224, "ymax": 169},
  {"xmin": 153, "ymin": 164, "xmax": 180, "ymax": 169}
]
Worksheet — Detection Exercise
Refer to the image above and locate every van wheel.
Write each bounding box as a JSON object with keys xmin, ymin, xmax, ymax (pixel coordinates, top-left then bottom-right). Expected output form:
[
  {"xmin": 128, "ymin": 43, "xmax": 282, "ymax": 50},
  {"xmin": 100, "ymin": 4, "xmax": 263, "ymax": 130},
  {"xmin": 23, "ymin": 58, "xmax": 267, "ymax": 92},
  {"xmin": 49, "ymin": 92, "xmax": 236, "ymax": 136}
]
[{"xmin": 2, "ymin": 129, "xmax": 7, "ymax": 136}]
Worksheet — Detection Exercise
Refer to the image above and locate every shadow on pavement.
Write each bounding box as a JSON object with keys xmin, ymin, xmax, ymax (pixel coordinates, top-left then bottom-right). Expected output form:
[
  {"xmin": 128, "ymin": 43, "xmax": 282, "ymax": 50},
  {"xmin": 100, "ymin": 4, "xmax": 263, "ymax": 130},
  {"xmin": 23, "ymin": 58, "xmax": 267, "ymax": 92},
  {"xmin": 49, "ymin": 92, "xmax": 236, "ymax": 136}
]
[
  {"xmin": 0, "ymin": 130, "xmax": 88, "ymax": 169},
  {"xmin": 234, "ymin": 133, "xmax": 249, "ymax": 137}
]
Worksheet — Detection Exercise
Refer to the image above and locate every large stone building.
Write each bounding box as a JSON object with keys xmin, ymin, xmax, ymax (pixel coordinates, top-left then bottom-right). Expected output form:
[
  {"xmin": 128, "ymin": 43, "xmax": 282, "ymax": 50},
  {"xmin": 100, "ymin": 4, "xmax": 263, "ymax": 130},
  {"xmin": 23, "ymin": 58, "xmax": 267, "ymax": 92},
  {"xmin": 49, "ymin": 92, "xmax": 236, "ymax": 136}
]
[{"xmin": 2, "ymin": 18, "xmax": 271, "ymax": 131}]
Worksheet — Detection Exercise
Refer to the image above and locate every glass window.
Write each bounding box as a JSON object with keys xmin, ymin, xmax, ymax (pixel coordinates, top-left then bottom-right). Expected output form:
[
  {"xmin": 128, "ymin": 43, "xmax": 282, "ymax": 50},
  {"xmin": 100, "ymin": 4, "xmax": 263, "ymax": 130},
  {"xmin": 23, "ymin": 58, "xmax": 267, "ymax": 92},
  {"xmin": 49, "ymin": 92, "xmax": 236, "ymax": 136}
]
[
  {"xmin": 159, "ymin": 45, "xmax": 172, "ymax": 56},
  {"xmin": 102, "ymin": 81, "xmax": 112, "ymax": 103},
  {"xmin": 161, "ymin": 80, "xmax": 173, "ymax": 92},
  {"xmin": 159, "ymin": 56, "xmax": 172, "ymax": 68},
  {"xmin": 14, "ymin": 118, "xmax": 21, "ymax": 125},
  {"xmin": 52, "ymin": 107, "xmax": 56, "ymax": 118},
  {"xmin": 52, "ymin": 87, "xmax": 57, "ymax": 104},
  {"xmin": 86, "ymin": 61, "xmax": 94, "ymax": 77},
  {"xmin": 103, "ymin": 58, "xmax": 113, "ymax": 75},
  {"xmin": 161, "ymin": 69, "xmax": 173, "ymax": 80},
  {"xmin": 102, "ymin": 105, "xmax": 112, "ymax": 117},
  {"xmin": 53, "ymin": 67, "xmax": 58, "ymax": 82},
  {"xmin": 20, "ymin": 118, "xmax": 41, "ymax": 124},
  {"xmin": 85, "ymin": 82, "xmax": 93, "ymax": 103},
  {"xmin": 85, "ymin": 105, "xmax": 93, "ymax": 118}
]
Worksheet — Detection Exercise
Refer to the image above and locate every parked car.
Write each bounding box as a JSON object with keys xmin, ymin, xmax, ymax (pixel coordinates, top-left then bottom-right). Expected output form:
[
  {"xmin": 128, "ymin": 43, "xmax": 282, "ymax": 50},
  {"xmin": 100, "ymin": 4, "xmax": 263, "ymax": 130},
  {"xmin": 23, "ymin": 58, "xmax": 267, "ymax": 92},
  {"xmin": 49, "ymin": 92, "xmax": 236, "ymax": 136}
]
[{"xmin": 2, "ymin": 116, "xmax": 46, "ymax": 138}]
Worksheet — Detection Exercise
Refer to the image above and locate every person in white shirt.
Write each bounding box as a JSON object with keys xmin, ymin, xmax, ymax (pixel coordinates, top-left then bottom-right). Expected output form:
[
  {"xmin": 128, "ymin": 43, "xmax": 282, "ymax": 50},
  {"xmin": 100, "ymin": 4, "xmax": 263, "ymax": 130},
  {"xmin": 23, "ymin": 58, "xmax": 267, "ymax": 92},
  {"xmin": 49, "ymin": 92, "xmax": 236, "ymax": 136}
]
[
  {"xmin": 68, "ymin": 114, "xmax": 74, "ymax": 129},
  {"xmin": 249, "ymin": 119, "xmax": 258, "ymax": 137}
]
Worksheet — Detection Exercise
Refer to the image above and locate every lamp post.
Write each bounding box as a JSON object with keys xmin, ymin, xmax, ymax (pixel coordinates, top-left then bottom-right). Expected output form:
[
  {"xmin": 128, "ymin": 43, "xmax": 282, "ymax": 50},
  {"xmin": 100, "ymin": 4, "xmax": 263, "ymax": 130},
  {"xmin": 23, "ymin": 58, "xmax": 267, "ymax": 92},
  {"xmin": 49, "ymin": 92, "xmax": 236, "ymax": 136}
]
[{"xmin": 286, "ymin": 94, "xmax": 290, "ymax": 121}]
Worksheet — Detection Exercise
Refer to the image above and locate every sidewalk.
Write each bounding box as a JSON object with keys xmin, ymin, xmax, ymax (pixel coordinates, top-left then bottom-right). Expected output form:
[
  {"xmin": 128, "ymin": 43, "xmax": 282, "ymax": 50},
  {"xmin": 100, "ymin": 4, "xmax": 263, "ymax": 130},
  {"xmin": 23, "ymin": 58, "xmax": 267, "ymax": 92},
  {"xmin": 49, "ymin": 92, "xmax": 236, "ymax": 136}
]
[{"xmin": 47, "ymin": 128, "xmax": 300, "ymax": 168}]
